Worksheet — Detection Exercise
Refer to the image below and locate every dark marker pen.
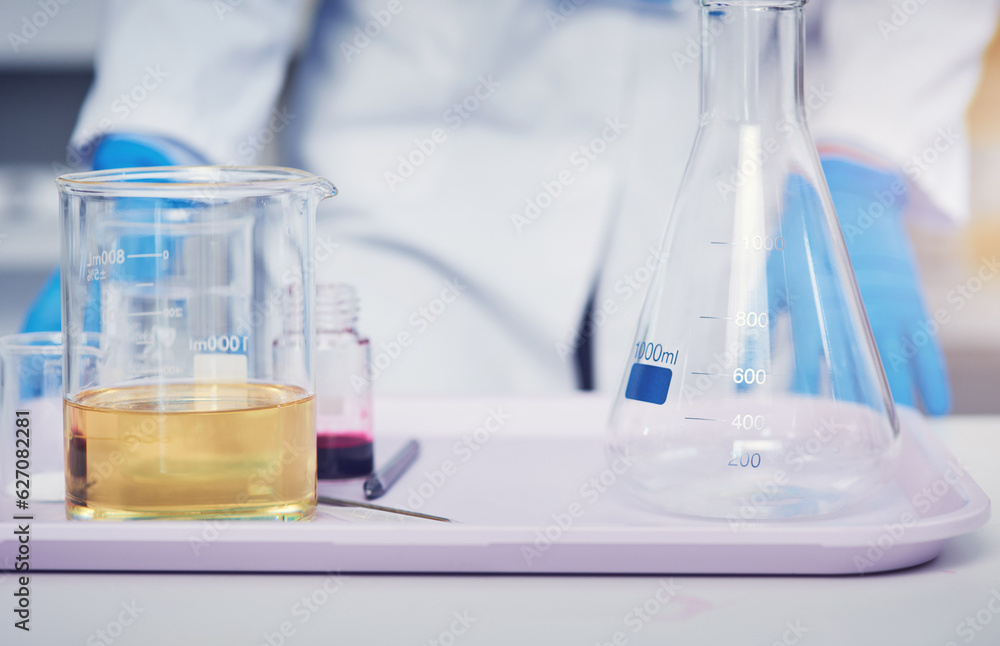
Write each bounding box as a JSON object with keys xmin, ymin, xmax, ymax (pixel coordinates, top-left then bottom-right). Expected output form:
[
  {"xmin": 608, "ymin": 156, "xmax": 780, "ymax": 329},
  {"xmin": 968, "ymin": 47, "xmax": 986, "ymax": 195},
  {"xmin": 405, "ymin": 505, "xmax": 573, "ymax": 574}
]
[{"xmin": 364, "ymin": 439, "xmax": 419, "ymax": 500}]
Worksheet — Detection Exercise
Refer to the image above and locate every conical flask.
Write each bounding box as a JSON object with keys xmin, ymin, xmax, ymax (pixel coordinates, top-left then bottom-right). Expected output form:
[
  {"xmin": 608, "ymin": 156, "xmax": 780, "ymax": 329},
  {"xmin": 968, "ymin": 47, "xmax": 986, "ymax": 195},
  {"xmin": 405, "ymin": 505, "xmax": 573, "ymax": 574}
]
[{"xmin": 606, "ymin": 0, "xmax": 900, "ymax": 520}]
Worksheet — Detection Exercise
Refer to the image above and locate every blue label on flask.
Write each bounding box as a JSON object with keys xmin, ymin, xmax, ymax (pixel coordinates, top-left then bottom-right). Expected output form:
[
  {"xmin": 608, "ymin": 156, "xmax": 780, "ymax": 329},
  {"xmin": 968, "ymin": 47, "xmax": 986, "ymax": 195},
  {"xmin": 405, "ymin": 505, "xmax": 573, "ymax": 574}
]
[{"xmin": 624, "ymin": 363, "xmax": 672, "ymax": 405}]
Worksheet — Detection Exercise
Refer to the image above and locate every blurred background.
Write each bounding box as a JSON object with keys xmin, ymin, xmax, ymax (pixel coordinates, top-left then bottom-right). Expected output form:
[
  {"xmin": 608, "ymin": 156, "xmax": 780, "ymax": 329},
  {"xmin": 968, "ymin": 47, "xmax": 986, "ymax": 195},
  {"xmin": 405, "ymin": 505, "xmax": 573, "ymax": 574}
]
[{"xmin": 0, "ymin": 1, "xmax": 998, "ymax": 411}]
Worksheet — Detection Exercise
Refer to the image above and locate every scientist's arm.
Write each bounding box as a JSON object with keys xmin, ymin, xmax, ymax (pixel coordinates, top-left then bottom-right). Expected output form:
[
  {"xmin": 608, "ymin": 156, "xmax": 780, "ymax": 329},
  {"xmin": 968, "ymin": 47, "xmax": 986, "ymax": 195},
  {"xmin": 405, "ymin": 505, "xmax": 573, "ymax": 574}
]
[
  {"xmin": 804, "ymin": 0, "xmax": 999, "ymax": 414},
  {"xmin": 22, "ymin": 0, "xmax": 309, "ymax": 333},
  {"xmin": 808, "ymin": 0, "xmax": 998, "ymax": 221},
  {"xmin": 71, "ymin": 0, "xmax": 309, "ymax": 166}
]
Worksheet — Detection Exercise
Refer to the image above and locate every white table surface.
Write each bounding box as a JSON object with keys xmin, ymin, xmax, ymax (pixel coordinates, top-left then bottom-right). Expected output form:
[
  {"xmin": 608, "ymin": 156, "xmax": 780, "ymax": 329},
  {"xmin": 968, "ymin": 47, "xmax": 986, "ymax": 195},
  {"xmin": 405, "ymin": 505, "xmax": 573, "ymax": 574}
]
[{"xmin": 1, "ymin": 397, "xmax": 997, "ymax": 645}]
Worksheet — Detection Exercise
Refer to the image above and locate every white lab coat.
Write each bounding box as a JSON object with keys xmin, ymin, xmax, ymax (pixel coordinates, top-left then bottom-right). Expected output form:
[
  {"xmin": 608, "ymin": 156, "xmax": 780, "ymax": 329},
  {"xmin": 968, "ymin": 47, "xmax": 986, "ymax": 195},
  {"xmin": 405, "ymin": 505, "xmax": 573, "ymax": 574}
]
[{"xmin": 71, "ymin": 0, "xmax": 998, "ymax": 395}]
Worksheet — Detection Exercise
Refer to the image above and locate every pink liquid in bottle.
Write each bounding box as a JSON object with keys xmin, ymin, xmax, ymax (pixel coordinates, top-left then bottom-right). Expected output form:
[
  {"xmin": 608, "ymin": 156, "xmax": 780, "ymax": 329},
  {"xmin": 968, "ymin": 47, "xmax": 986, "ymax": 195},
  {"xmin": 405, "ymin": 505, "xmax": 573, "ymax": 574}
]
[{"xmin": 317, "ymin": 429, "xmax": 373, "ymax": 479}]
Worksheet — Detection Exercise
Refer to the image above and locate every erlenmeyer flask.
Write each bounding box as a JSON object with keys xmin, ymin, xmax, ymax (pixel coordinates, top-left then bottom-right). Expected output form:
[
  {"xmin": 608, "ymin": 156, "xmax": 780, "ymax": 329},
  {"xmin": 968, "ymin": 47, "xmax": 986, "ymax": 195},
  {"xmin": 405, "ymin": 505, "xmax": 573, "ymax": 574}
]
[{"xmin": 606, "ymin": 0, "xmax": 900, "ymax": 520}]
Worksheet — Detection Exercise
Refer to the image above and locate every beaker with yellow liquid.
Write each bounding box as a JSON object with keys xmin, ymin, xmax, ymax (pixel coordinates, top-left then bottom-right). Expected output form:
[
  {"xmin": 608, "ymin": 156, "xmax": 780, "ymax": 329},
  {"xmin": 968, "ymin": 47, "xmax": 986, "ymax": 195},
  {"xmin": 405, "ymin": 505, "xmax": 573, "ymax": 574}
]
[{"xmin": 58, "ymin": 167, "xmax": 336, "ymax": 520}]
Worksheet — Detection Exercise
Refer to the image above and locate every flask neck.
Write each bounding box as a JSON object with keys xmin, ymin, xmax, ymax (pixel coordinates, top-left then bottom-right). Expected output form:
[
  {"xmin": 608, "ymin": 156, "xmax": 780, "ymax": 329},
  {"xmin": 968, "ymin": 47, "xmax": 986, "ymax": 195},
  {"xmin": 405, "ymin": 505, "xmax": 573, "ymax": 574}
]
[{"xmin": 700, "ymin": 2, "xmax": 803, "ymax": 124}]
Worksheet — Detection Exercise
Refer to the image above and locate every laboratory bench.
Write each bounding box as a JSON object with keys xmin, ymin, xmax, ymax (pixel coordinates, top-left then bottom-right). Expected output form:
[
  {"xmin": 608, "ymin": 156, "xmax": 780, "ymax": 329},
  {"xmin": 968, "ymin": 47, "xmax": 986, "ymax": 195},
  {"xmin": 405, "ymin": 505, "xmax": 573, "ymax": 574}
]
[{"xmin": 0, "ymin": 397, "xmax": 997, "ymax": 645}]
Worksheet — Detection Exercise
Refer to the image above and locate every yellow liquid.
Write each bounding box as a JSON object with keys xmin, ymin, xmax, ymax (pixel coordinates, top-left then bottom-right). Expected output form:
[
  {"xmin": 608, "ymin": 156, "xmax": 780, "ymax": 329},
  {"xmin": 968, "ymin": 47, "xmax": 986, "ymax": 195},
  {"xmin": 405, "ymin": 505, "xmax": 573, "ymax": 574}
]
[{"xmin": 65, "ymin": 383, "xmax": 316, "ymax": 520}]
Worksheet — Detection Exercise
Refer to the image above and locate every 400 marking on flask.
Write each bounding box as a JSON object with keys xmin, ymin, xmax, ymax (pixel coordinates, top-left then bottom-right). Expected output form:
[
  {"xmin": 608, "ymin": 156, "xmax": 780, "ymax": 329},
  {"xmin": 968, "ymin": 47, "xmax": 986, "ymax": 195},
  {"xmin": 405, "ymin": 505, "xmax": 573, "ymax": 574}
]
[{"xmin": 624, "ymin": 342, "xmax": 680, "ymax": 405}]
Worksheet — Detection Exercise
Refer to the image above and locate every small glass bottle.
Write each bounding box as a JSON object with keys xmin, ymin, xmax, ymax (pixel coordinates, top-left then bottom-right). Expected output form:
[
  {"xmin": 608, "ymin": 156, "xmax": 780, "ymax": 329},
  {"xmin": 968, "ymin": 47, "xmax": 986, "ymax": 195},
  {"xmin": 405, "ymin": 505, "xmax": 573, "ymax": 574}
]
[{"xmin": 314, "ymin": 283, "xmax": 374, "ymax": 479}]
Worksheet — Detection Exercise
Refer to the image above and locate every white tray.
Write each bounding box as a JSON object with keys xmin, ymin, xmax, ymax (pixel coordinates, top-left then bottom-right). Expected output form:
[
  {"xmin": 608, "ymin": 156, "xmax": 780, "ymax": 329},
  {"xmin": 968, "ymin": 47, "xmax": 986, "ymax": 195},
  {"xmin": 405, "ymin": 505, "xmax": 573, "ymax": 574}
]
[{"xmin": 0, "ymin": 398, "xmax": 989, "ymax": 575}]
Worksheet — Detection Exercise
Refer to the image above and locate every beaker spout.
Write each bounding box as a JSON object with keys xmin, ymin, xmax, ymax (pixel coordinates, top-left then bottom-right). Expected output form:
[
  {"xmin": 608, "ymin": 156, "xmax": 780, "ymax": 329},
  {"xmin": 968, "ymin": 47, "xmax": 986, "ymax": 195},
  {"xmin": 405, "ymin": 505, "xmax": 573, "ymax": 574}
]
[{"xmin": 314, "ymin": 178, "xmax": 338, "ymax": 200}]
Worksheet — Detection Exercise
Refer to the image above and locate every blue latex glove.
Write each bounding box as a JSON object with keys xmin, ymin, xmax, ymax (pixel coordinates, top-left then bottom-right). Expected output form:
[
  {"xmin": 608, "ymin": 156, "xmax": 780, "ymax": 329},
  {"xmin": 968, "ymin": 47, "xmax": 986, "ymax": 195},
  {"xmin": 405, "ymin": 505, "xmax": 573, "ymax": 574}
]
[
  {"xmin": 821, "ymin": 157, "xmax": 951, "ymax": 415},
  {"xmin": 768, "ymin": 158, "xmax": 950, "ymax": 415},
  {"xmin": 766, "ymin": 173, "xmax": 873, "ymax": 406},
  {"xmin": 21, "ymin": 133, "xmax": 205, "ymax": 333}
]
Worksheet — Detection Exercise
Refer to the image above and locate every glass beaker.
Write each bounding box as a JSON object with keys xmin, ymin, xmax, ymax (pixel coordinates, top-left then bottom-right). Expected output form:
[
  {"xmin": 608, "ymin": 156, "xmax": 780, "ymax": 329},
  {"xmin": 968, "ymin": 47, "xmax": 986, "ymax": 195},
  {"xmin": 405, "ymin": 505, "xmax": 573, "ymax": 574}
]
[
  {"xmin": 58, "ymin": 166, "xmax": 336, "ymax": 520},
  {"xmin": 606, "ymin": 1, "xmax": 900, "ymax": 520},
  {"xmin": 1, "ymin": 333, "xmax": 69, "ymax": 503}
]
